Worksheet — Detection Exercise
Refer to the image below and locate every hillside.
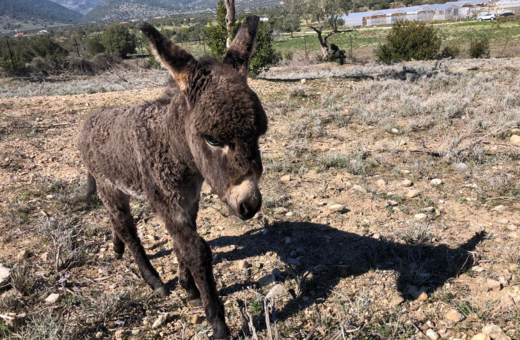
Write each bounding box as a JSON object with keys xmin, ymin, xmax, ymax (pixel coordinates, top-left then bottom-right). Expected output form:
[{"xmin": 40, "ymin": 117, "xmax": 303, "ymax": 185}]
[
  {"xmin": 82, "ymin": 0, "xmax": 282, "ymax": 22},
  {"xmin": 49, "ymin": 0, "xmax": 104, "ymax": 14},
  {"xmin": 0, "ymin": 0, "xmax": 83, "ymax": 25}
]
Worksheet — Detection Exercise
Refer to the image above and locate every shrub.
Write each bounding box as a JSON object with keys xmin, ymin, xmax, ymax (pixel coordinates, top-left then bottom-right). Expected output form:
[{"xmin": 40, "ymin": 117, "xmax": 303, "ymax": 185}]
[
  {"xmin": 283, "ymin": 50, "xmax": 294, "ymax": 61},
  {"xmin": 68, "ymin": 57, "xmax": 96, "ymax": 75},
  {"xmin": 206, "ymin": 0, "xmax": 228, "ymax": 59},
  {"xmin": 28, "ymin": 36, "xmax": 68, "ymax": 59},
  {"xmin": 438, "ymin": 45, "xmax": 460, "ymax": 59},
  {"xmin": 469, "ymin": 37, "xmax": 490, "ymax": 59},
  {"xmin": 0, "ymin": 51, "xmax": 27, "ymax": 76},
  {"xmin": 90, "ymin": 53, "xmax": 121, "ymax": 71},
  {"xmin": 377, "ymin": 21, "xmax": 441, "ymax": 64},
  {"xmin": 102, "ymin": 24, "xmax": 137, "ymax": 58},
  {"xmin": 85, "ymin": 36, "xmax": 105, "ymax": 57}
]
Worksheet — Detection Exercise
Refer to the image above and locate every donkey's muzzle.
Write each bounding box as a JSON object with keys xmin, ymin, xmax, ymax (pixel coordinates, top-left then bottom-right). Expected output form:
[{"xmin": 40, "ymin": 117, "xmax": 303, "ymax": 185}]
[{"xmin": 227, "ymin": 175, "xmax": 262, "ymax": 220}]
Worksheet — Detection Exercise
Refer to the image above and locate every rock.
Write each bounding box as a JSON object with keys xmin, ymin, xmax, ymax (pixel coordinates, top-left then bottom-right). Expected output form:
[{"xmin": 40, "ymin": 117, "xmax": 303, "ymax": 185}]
[
  {"xmin": 191, "ymin": 314, "xmax": 202, "ymax": 325},
  {"xmin": 285, "ymin": 212, "xmax": 294, "ymax": 217},
  {"xmin": 313, "ymin": 265, "xmax": 328, "ymax": 272},
  {"xmin": 498, "ymin": 218, "xmax": 509, "ymax": 225},
  {"xmin": 402, "ymin": 179, "xmax": 413, "ymax": 187},
  {"xmin": 237, "ymin": 260, "xmax": 251, "ymax": 270},
  {"xmin": 498, "ymin": 275, "xmax": 509, "ymax": 287},
  {"xmin": 45, "ymin": 293, "xmax": 61, "ymax": 304},
  {"xmin": 491, "ymin": 205, "xmax": 507, "ymax": 213},
  {"xmin": 301, "ymin": 78, "xmax": 306, "ymax": 84},
  {"xmin": 445, "ymin": 309, "xmax": 464, "ymax": 324},
  {"xmin": 426, "ymin": 329, "xmax": 440, "ymax": 340},
  {"xmin": 390, "ymin": 296, "xmax": 405, "ymax": 306},
  {"xmin": 406, "ymin": 190, "xmax": 420, "ymax": 199},
  {"xmin": 296, "ymin": 247, "xmax": 305, "ymax": 255},
  {"xmin": 280, "ymin": 175, "xmax": 292, "ymax": 182},
  {"xmin": 486, "ymin": 279, "xmax": 502, "ymax": 291},
  {"xmin": 472, "ymin": 334, "xmax": 491, "ymax": 340},
  {"xmin": 95, "ymin": 331, "xmax": 104, "ymax": 338},
  {"xmin": 328, "ymin": 204, "xmax": 346, "ymax": 213},
  {"xmin": 376, "ymin": 179, "xmax": 386, "ymax": 188},
  {"xmin": 415, "ymin": 213, "xmax": 427, "ymax": 220},
  {"xmin": 388, "ymin": 200, "xmax": 398, "ymax": 206},
  {"xmin": 272, "ymin": 268, "xmax": 283, "ymax": 276},
  {"xmin": 41, "ymin": 252, "xmax": 49, "ymax": 262},
  {"xmin": 510, "ymin": 134, "xmax": 520, "ymax": 146},
  {"xmin": 152, "ymin": 313, "xmax": 171, "ymax": 329},
  {"xmin": 285, "ymin": 237, "xmax": 292, "ymax": 244},
  {"xmin": 274, "ymin": 207, "xmax": 289, "ymax": 215},
  {"xmin": 431, "ymin": 178, "xmax": 442, "ymax": 186},
  {"xmin": 258, "ymin": 274, "xmax": 275, "ymax": 286},
  {"xmin": 0, "ymin": 264, "xmax": 11, "ymax": 285},
  {"xmin": 422, "ymin": 207, "xmax": 435, "ymax": 212},
  {"xmin": 266, "ymin": 284, "xmax": 290, "ymax": 299},
  {"xmin": 391, "ymin": 128, "xmax": 399, "ymax": 134},
  {"xmin": 352, "ymin": 185, "xmax": 366, "ymax": 194},
  {"xmin": 288, "ymin": 258, "xmax": 301, "ymax": 266},
  {"xmin": 17, "ymin": 249, "xmax": 30, "ymax": 260},
  {"xmin": 401, "ymin": 170, "xmax": 411, "ymax": 174},
  {"xmin": 414, "ymin": 291, "xmax": 428, "ymax": 301},
  {"xmin": 507, "ymin": 225, "xmax": 518, "ymax": 231},
  {"xmin": 482, "ymin": 324, "xmax": 511, "ymax": 340},
  {"xmin": 290, "ymin": 250, "xmax": 297, "ymax": 258},
  {"xmin": 115, "ymin": 330, "xmax": 126, "ymax": 340}
]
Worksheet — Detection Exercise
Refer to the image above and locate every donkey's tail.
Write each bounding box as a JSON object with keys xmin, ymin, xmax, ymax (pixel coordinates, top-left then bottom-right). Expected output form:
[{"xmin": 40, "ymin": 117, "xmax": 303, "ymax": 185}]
[{"xmin": 86, "ymin": 172, "xmax": 97, "ymax": 203}]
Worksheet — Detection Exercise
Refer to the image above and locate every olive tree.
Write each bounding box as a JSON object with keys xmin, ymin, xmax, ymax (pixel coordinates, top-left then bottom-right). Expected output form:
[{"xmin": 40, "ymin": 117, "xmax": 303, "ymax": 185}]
[{"xmin": 286, "ymin": 0, "xmax": 351, "ymax": 58}]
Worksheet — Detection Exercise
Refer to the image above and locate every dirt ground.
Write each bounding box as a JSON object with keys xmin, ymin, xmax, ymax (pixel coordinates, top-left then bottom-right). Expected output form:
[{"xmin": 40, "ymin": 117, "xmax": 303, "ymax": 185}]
[{"xmin": 0, "ymin": 60, "xmax": 519, "ymax": 340}]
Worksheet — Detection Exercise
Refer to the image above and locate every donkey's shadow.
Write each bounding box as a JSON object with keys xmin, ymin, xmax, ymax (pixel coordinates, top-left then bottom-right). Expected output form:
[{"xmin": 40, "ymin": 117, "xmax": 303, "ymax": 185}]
[{"xmin": 209, "ymin": 221, "xmax": 485, "ymax": 322}]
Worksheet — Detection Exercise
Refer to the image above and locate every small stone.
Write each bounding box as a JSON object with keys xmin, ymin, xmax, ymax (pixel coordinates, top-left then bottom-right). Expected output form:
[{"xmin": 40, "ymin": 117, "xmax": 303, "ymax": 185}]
[
  {"xmin": 0, "ymin": 264, "xmax": 11, "ymax": 285},
  {"xmin": 491, "ymin": 205, "xmax": 507, "ymax": 213},
  {"xmin": 406, "ymin": 190, "xmax": 420, "ymax": 199},
  {"xmin": 391, "ymin": 128, "xmax": 399, "ymax": 134},
  {"xmin": 288, "ymin": 258, "xmax": 301, "ymax": 266},
  {"xmin": 390, "ymin": 296, "xmax": 405, "ymax": 306},
  {"xmin": 296, "ymin": 247, "xmax": 305, "ymax": 255},
  {"xmin": 17, "ymin": 249, "xmax": 30, "ymax": 260},
  {"xmin": 266, "ymin": 284, "xmax": 290, "ymax": 299},
  {"xmin": 472, "ymin": 266, "xmax": 485, "ymax": 272},
  {"xmin": 414, "ymin": 291, "xmax": 428, "ymax": 301},
  {"xmin": 272, "ymin": 268, "xmax": 282, "ymax": 276},
  {"xmin": 274, "ymin": 207, "xmax": 289, "ymax": 215},
  {"xmin": 41, "ymin": 252, "xmax": 49, "ymax": 262},
  {"xmin": 115, "ymin": 330, "xmax": 126, "ymax": 340},
  {"xmin": 498, "ymin": 218, "xmax": 509, "ymax": 225},
  {"xmin": 285, "ymin": 212, "xmax": 294, "ymax": 217},
  {"xmin": 290, "ymin": 250, "xmax": 297, "ymax": 258},
  {"xmin": 258, "ymin": 274, "xmax": 275, "ymax": 286},
  {"xmin": 376, "ymin": 179, "xmax": 386, "ymax": 188},
  {"xmin": 498, "ymin": 275, "xmax": 509, "ymax": 287},
  {"xmin": 486, "ymin": 279, "xmax": 502, "ymax": 291},
  {"xmin": 445, "ymin": 309, "xmax": 464, "ymax": 324},
  {"xmin": 482, "ymin": 325, "xmax": 511, "ymax": 340},
  {"xmin": 328, "ymin": 204, "xmax": 346, "ymax": 213},
  {"xmin": 285, "ymin": 237, "xmax": 292, "ymax": 244},
  {"xmin": 280, "ymin": 175, "xmax": 292, "ymax": 182},
  {"xmin": 426, "ymin": 329, "xmax": 440, "ymax": 340},
  {"xmin": 402, "ymin": 179, "xmax": 413, "ymax": 187},
  {"xmin": 95, "ymin": 331, "xmax": 104, "ymax": 338},
  {"xmin": 45, "ymin": 293, "xmax": 61, "ymax": 304},
  {"xmin": 237, "ymin": 260, "xmax": 251, "ymax": 270},
  {"xmin": 507, "ymin": 225, "xmax": 518, "ymax": 231},
  {"xmin": 191, "ymin": 315, "xmax": 202, "ymax": 325},
  {"xmin": 422, "ymin": 207, "xmax": 435, "ymax": 212},
  {"xmin": 352, "ymin": 184, "xmax": 367, "ymax": 194},
  {"xmin": 415, "ymin": 213, "xmax": 427, "ymax": 220},
  {"xmin": 152, "ymin": 313, "xmax": 171, "ymax": 329},
  {"xmin": 301, "ymin": 78, "xmax": 306, "ymax": 84},
  {"xmin": 401, "ymin": 170, "xmax": 411, "ymax": 174},
  {"xmin": 431, "ymin": 178, "xmax": 442, "ymax": 186},
  {"xmin": 387, "ymin": 200, "xmax": 398, "ymax": 207},
  {"xmin": 510, "ymin": 134, "xmax": 520, "ymax": 146},
  {"xmin": 313, "ymin": 265, "xmax": 328, "ymax": 272},
  {"xmin": 472, "ymin": 334, "xmax": 491, "ymax": 340}
]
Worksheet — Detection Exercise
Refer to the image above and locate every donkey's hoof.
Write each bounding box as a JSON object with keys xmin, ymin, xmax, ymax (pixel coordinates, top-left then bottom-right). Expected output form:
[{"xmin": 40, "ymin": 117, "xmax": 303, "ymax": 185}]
[
  {"xmin": 114, "ymin": 252, "xmax": 124, "ymax": 260},
  {"xmin": 188, "ymin": 298, "xmax": 203, "ymax": 308},
  {"xmin": 154, "ymin": 286, "xmax": 169, "ymax": 297}
]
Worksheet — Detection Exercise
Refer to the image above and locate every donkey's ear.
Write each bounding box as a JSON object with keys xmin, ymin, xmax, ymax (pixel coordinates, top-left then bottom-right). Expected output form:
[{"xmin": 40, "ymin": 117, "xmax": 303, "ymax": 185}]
[
  {"xmin": 223, "ymin": 15, "xmax": 260, "ymax": 78},
  {"xmin": 140, "ymin": 23, "xmax": 199, "ymax": 91}
]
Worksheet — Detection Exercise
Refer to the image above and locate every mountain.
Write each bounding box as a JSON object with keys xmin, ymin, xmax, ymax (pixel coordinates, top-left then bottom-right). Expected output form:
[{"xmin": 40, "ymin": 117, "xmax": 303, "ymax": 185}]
[
  {"xmin": 0, "ymin": 0, "xmax": 83, "ymax": 24},
  {"xmin": 49, "ymin": 0, "xmax": 105, "ymax": 14},
  {"xmin": 82, "ymin": 0, "xmax": 282, "ymax": 23}
]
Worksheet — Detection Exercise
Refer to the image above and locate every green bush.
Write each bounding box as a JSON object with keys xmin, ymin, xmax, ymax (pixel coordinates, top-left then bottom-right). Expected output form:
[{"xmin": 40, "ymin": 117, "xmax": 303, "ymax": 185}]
[
  {"xmin": 248, "ymin": 21, "xmax": 278, "ymax": 77},
  {"xmin": 0, "ymin": 51, "xmax": 27, "ymax": 76},
  {"xmin": 469, "ymin": 37, "xmax": 490, "ymax": 59},
  {"xmin": 102, "ymin": 24, "xmax": 137, "ymax": 58},
  {"xmin": 283, "ymin": 50, "xmax": 294, "ymax": 61},
  {"xmin": 85, "ymin": 36, "xmax": 105, "ymax": 57},
  {"xmin": 377, "ymin": 21, "xmax": 442, "ymax": 64},
  {"xmin": 438, "ymin": 45, "xmax": 460, "ymax": 59},
  {"xmin": 205, "ymin": 0, "xmax": 228, "ymax": 59},
  {"xmin": 28, "ymin": 36, "xmax": 68, "ymax": 59}
]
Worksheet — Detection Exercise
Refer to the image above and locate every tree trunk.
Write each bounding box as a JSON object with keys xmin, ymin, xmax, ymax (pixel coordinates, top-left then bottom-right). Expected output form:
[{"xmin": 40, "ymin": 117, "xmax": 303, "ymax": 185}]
[
  {"xmin": 317, "ymin": 31, "xmax": 330, "ymax": 58},
  {"xmin": 224, "ymin": 0, "xmax": 235, "ymax": 47}
]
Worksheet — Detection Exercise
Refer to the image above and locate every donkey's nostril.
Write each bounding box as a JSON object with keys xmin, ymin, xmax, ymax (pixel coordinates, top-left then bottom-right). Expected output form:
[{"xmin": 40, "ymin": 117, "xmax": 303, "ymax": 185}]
[{"xmin": 239, "ymin": 202, "xmax": 249, "ymax": 217}]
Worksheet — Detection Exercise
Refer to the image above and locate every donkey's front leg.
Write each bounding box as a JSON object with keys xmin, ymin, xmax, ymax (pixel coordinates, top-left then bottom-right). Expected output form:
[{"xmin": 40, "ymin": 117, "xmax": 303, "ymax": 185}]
[{"xmin": 172, "ymin": 226, "xmax": 229, "ymax": 339}]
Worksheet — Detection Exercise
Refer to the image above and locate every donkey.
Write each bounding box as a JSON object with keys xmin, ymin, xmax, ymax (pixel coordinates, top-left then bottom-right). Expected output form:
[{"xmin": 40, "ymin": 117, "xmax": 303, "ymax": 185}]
[{"xmin": 78, "ymin": 16, "xmax": 267, "ymax": 339}]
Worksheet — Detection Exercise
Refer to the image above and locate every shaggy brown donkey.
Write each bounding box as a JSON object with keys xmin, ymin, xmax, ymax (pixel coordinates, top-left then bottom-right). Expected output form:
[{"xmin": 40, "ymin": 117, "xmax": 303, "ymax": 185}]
[{"xmin": 78, "ymin": 16, "xmax": 267, "ymax": 339}]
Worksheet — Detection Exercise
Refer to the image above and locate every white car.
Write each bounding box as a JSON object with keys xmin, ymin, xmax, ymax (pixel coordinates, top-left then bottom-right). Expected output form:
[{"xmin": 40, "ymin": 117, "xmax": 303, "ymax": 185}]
[{"xmin": 478, "ymin": 13, "xmax": 496, "ymax": 21}]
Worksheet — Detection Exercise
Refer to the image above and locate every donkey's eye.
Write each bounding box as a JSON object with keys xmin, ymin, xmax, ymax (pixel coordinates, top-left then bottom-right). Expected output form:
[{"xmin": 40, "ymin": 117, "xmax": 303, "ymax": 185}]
[{"xmin": 204, "ymin": 135, "xmax": 221, "ymax": 147}]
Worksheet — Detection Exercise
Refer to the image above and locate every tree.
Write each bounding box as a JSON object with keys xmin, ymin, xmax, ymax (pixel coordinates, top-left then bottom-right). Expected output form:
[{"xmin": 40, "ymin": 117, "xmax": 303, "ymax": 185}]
[
  {"xmin": 287, "ymin": 0, "xmax": 351, "ymax": 58},
  {"xmin": 224, "ymin": 0, "xmax": 235, "ymax": 47},
  {"xmin": 248, "ymin": 21, "xmax": 278, "ymax": 77},
  {"xmin": 275, "ymin": 14, "xmax": 301, "ymax": 38},
  {"xmin": 101, "ymin": 24, "xmax": 137, "ymax": 59},
  {"xmin": 206, "ymin": 0, "xmax": 228, "ymax": 59},
  {"xmin": 85, "ymin": 35, "xmax": 105, "ymax": 57}
]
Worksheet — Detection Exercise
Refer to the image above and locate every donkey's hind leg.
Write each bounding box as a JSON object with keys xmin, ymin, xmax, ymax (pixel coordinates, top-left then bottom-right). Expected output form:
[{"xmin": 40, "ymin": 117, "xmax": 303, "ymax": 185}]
[
  {"xmin": 97, "ymin": 182, "xmax": 167, "ymax": 296},
  {"xmin": 178, "ymin": 261, "xmax": 202, "ymax": 306}
]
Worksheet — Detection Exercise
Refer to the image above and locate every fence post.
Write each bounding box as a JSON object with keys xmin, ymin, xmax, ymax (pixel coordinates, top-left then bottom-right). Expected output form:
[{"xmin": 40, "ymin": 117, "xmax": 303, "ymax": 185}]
[
  {"xmin": 5, "ymin": 37, "xmax": 16, "ymax": 73},
  {"xmin": 304, "ymin": 35, "xmax": 308, "ymax": 59}
]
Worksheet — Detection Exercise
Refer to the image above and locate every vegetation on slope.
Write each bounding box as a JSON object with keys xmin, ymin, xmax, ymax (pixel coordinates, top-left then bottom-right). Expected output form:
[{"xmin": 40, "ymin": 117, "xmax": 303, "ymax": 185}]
[{"xmin": 0, "ymin": 0, "xmax": 83, "ymax": 24}]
